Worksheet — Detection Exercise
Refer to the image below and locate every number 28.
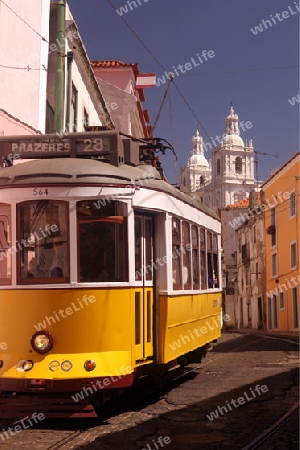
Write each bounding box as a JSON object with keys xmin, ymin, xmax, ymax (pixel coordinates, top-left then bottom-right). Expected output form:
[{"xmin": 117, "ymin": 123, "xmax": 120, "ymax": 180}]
[{"xmin": 84, "ymin": 139, "xmax": 103, "ymax": 151}]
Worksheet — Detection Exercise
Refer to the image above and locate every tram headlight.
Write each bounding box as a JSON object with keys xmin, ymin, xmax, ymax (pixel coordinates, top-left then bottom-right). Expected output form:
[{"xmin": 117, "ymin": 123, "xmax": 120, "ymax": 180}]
[{"xmin": 31, "ymin": 331, "xmax": 53, "ymax": 354}]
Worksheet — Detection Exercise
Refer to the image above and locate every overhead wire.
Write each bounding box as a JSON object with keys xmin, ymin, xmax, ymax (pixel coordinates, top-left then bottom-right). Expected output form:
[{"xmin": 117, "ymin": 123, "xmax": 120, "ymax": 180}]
[
  {"xmin": 0, "ymin": 0, "xmax": 48, "ymax": 42},
  {"xmin": 0, "ymin": 64, "xmax": 47, "ymax": 71},
  {"xmin": 152, "ymin": 75, "xmax": 174, "ymax": 132},
  {"xmin": 168, "ymin": 91, "xmax": 174, "ymax": 148},
  {"xmin": 105, "ymin": 0, "xmax": 211, "ymax": 141},
  {"xmin": 105, "ymin": 0, "xmax": 283, "ymax": 187}
]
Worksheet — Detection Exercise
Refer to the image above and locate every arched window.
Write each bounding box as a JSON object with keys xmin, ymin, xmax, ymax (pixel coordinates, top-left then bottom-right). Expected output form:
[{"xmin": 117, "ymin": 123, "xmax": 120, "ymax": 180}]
[
  {"xmin": 217, "ymin": 159, "xmax": 221, "ymax": 175},
  {"xmin": 200, "ymin": 175, "xmax": 205, "ymax": 186},
  {"xmin": 235, "ymin": 156, "xmax": 242, "ymax": 174}
]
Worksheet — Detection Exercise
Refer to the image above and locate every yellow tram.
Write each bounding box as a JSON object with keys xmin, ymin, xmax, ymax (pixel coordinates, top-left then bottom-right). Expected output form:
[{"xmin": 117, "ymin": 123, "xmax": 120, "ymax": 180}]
[{"xmin": 0, "ymin": 131, "xmax": 222, "ymax": 417}]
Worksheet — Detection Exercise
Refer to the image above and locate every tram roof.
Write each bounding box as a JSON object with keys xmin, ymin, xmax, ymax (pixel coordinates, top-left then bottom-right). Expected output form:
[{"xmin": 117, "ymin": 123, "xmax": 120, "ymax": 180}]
[{"xmin": 0, "ymin": 158, "xmax": 219, "ymax": 221}]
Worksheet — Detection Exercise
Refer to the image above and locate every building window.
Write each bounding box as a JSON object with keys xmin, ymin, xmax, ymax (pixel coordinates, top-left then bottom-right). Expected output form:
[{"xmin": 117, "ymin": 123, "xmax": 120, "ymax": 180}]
[
  {"xmin": 290, "ymin": 192, "xmax": 296, "ymax": 218},
  {"xmin": 83, "ymin": 107, "xmax": 89, "ymax": 129},
  {"xmin": 217, "ymin": 159, "xmax": 221, "ymax": 175},
  {"xmin": 267, "ymin": 297, "xmax": 272, "ymax": 329},
  {"xmin": 70, "ymin": 83, "xmax": 78, "ymax": 132},
  {"xmin": 235, "ymin": 157, "xmax": 242, "ymax": 174},
  {"xmin": 268, "ymin": 295, "xmax": 278, "ymax": 329},
  {"xmin": 271, "ymin": 253, "xmax": 277, "ymax": 277},
  {"xmin": 279, "ymin": 291, "xmax": 285, "ymax": 310},
  {"xmin": 200, "ymin": 175, "xmax": 205, "ymax": 186},
  {"xmin": 291, "ymin": 242, "xmax": 297, "ymax": 269},
  {"xmin": 292, "ymin": 287, "xmax": 299, "ymax": 328},
  {"xmin": 255, "ymin": 262, "xmax": 259, "ymax": 279},
  {"xmin": 241, "ymin": 243, "xmax": 249, "ymax": 261},
  {"xmin": 270, "ymin": 207, "xmax": 276, "ymax": 246},
  {"xmin": 272, "ymin": 295, "xmax": 278, "ymax": 329}
]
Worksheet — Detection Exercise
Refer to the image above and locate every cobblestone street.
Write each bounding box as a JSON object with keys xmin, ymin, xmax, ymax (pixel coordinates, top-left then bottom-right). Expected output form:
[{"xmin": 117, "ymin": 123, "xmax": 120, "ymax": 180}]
[{"xmin": 0, "ymin": 331, "xmax": 298, "ymax": 450}]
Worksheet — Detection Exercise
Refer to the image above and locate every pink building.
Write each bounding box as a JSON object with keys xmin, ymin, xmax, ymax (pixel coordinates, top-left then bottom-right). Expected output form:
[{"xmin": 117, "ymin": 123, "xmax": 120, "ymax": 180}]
[
  {"xmin": 0, "ymin": 0, "xmax": 50, "ymax": 135},
  {"xmin": 91, "ymin": 60, "xmax": 155, "ymax": 138}
]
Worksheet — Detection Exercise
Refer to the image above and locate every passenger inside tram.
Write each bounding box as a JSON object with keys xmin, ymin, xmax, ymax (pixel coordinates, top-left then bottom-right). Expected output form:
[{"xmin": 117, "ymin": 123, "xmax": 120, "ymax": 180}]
[{"xmin": 49, "ymin": 236, "xmax": 67, "ymax": 277}]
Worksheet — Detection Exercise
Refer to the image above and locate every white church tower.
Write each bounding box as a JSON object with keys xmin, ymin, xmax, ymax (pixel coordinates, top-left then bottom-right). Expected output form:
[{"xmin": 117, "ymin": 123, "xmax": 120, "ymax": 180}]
[
  {"xmin": 179, "ymin": 130, "xmax": 211, "ymax": 192},
  {"xmin": 203, "ymin": 106, "xmax": 256, "ymax": 212}
]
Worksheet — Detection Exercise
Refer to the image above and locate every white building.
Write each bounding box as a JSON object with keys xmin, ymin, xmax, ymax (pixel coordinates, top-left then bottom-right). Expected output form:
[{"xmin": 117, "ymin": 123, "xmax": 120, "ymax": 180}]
[
  {"xmin": 46, "ymin": 2, "xmax": 113, "ymax": 134},
  {"xmin": 179, "ymin": 130, "xmax": 211, "ymax": 192},
  {"xmin": 202, "ymin": 106, "xmax": 256, "ymax": 213}
]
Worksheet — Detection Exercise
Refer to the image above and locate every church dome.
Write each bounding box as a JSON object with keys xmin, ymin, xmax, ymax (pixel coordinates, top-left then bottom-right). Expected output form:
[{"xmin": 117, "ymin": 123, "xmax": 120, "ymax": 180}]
[
  {"xmin": 188, "ymin": 130, "xmax": 209, "ymax": 167},
  {"xmin": 222, "ymin": 134, "xmax": 244, "ymax": 148},
  {"xmin": 221, "ymin": 105, "xmax": 245, "ymax": 149},
  {"xmin": 188, "ymin": 153, "xmax": 209, "ymax": 167}
]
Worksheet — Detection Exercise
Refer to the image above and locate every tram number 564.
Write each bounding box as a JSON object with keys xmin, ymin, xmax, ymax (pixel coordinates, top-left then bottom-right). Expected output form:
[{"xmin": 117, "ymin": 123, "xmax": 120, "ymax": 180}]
[{"xmin": 33, "ymin": 188, "xmax": 49, "ymax": 196}]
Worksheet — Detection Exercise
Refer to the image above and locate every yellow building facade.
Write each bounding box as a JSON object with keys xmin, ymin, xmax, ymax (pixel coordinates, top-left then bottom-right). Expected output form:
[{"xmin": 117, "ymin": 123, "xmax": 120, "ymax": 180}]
[{"xmin": 261, "ymin": 152, "xmax": 300, "ymax": 331}]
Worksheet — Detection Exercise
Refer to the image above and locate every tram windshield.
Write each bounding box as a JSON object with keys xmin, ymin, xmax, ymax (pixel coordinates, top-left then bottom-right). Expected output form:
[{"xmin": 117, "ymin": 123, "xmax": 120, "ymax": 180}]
[
  {"xmin": 77, "ymin": 200, "xmax": 128, "ymax": 282},
  {"xmin": 17, "ymin": 200, "xmax": 69, "ymax": 284}
]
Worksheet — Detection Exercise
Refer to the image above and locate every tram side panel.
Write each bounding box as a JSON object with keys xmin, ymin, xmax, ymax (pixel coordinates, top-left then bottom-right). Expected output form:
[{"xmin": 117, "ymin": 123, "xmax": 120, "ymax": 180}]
[{"xmin": 158, "ymin": 292, "xmax": 222, "ymax": 363}]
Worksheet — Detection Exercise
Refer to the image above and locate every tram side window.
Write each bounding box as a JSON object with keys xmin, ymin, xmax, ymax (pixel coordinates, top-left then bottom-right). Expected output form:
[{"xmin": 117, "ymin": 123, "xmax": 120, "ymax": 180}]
[
  {"xmin": 17, "ymin": 201, "xmax": 69, "ymax": 284},
  {"xmin": 135, "ymin": 217, "xmax": 142, "ymax": 281},
  {"xmin": 77, "ymin": 200, "xmax": 128, "ymax": 282},
  {"xmin": 182, "ymin": 222, "xmax": 191, "ymax": 289},
  {"xmin": 172, "ymin": 218, "xmax": 181, "ymax": 289},
  {"xmin": 207, "ymin": 231, "xmax": 218, "ymax": 288},
  {"xmin": 0, "ymin": 204, "xmax": 11, "ymax": 285},
  {"xmin": 200, "ymin": 228, "xmax": 207, "ymax": 289},
  {"xmin": 213, "ymin": 233, "xmax": 219, "ymax": 287},
  {"xmin": 192, "ymin": 226, "xmax": 200, "ymax": 290}
]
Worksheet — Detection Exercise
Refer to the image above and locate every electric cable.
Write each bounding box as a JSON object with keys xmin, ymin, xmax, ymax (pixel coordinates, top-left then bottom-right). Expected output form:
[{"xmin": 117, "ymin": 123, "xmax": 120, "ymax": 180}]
[{"xmin": 0, "ymin": 0, "xmax": 48, "ymax": 42}]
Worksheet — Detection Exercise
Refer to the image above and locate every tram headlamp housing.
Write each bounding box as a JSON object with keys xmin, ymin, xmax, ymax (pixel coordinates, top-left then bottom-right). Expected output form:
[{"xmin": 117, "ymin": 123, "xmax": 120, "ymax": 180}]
[{"xmin": 31, "ymin": 331, "xmax": 53, "ymax": 354}]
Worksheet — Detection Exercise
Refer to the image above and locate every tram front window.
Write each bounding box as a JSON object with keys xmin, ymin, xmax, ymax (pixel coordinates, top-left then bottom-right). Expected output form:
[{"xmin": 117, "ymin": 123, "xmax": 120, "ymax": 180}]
[
  {"xmin": 17, "ymin": 200, "xmax": 69, "ymax": 284},
  {"xmin": 77, "ymin": 200, "xmax": 128, "ymax": 282}
]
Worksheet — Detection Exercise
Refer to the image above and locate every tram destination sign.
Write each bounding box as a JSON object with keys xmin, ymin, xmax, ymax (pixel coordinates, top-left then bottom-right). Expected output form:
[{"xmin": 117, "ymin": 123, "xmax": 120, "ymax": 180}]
[{"xmin": 0, "ymin": 131, "xmax": 125, "ymax": 165}]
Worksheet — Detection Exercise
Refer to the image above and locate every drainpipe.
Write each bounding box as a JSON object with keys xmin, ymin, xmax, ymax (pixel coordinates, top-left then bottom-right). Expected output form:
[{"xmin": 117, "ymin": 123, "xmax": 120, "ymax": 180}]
[
  {"xmin": 65, "ymin": 51, "xmax": 73, "ymax": 132},
  {"xmin": 54, "ymin": 0, "xmax": 66, "ymax": 133}
]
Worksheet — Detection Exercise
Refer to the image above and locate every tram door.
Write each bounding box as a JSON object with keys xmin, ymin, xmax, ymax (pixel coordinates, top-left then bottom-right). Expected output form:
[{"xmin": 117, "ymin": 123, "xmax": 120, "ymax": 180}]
[{"xmin": 134, "ymin": 215, "xmax": 154, "ymax": 362}]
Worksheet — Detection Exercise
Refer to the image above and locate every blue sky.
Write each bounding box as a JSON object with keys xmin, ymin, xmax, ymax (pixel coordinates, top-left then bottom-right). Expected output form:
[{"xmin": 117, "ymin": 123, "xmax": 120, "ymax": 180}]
[{"xmin": 67, "ymin": 0, "xmax": 299, "ymax": 185}]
